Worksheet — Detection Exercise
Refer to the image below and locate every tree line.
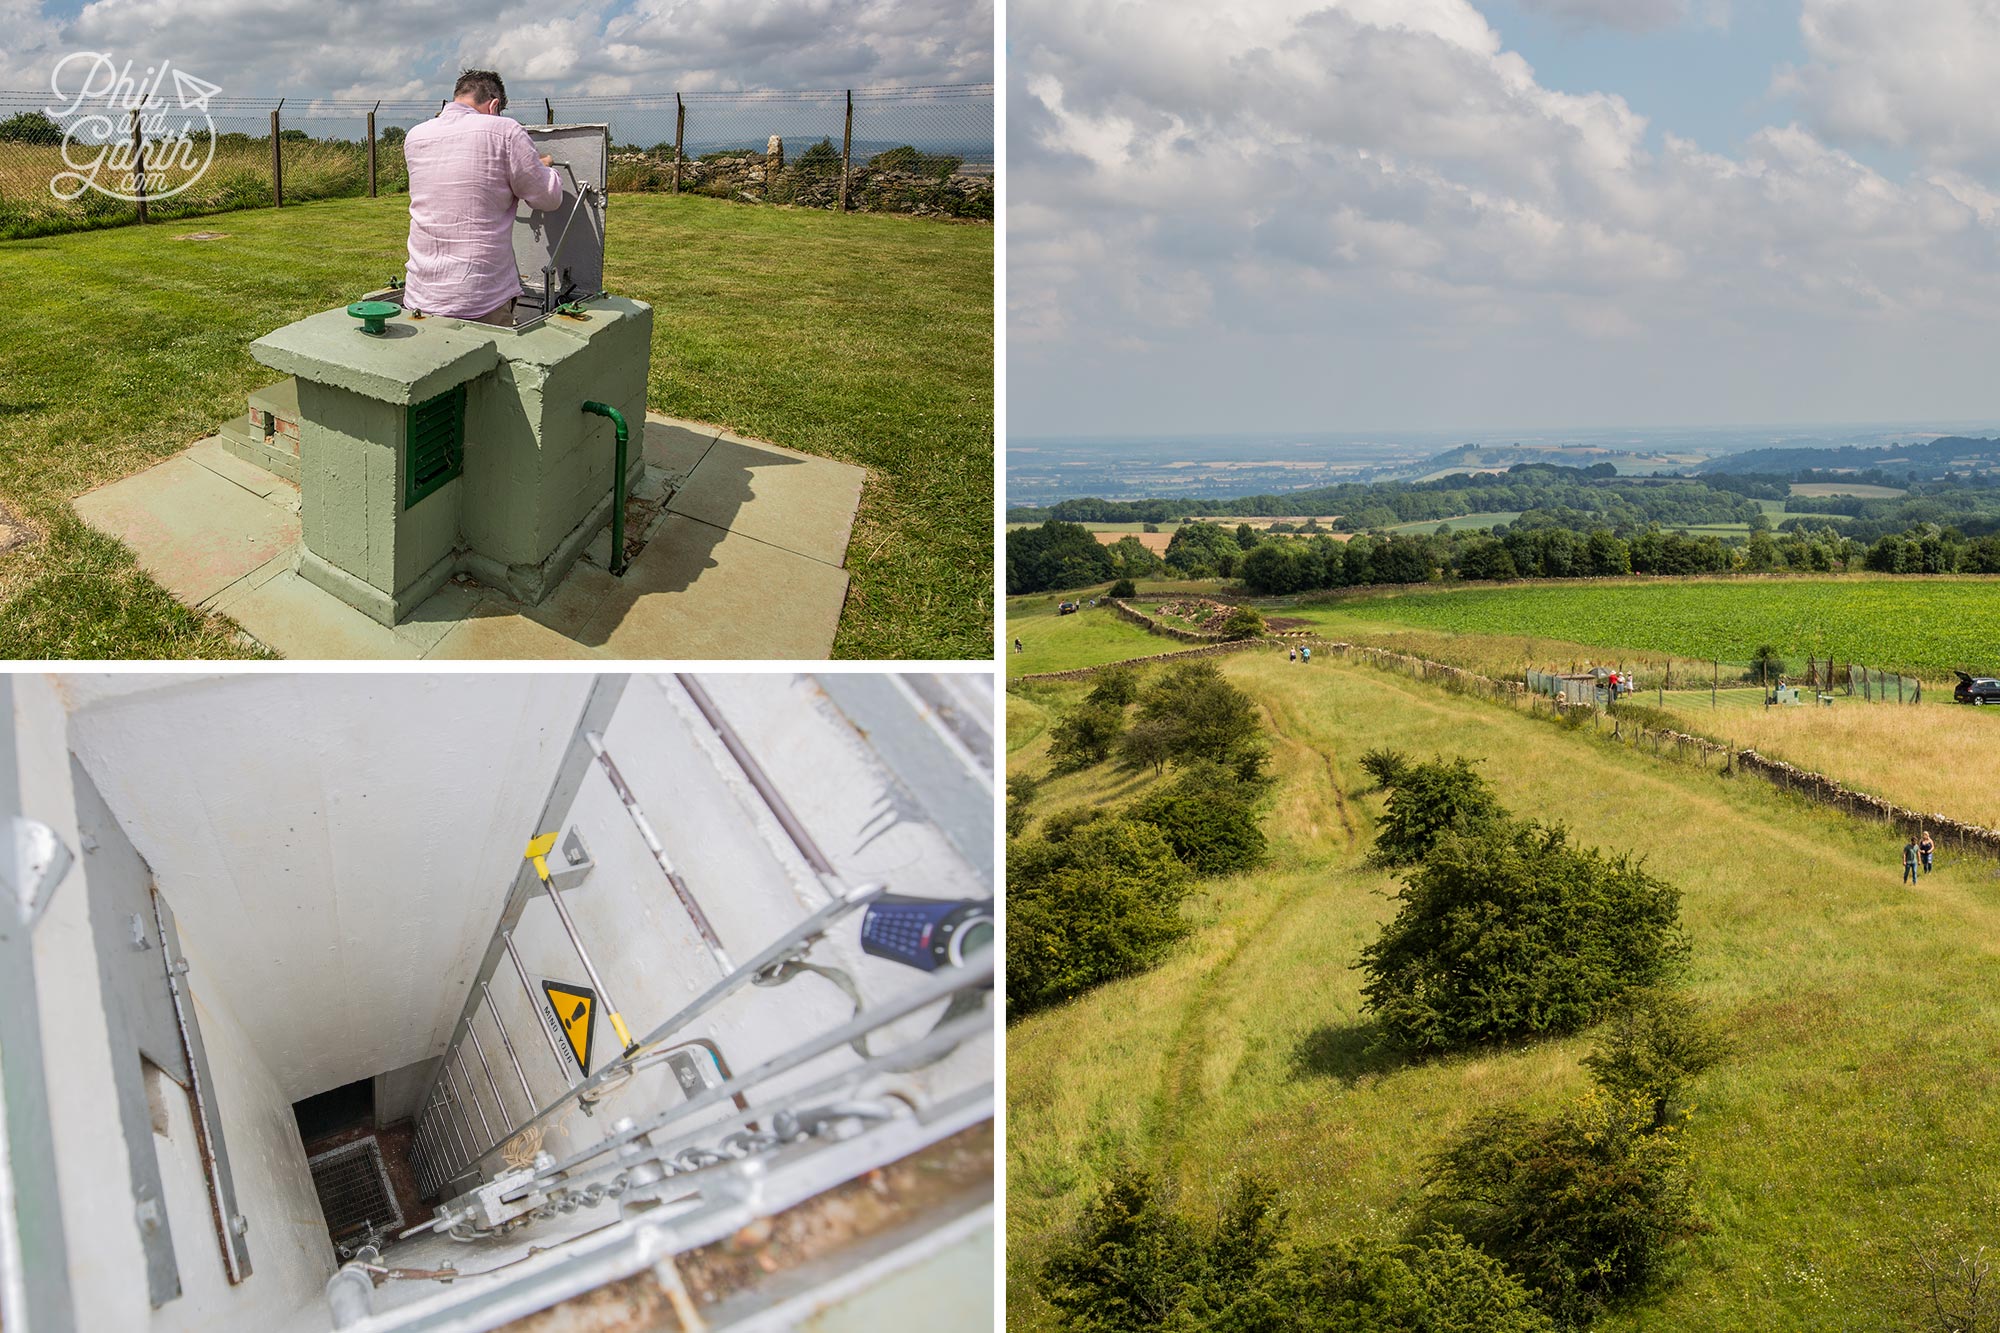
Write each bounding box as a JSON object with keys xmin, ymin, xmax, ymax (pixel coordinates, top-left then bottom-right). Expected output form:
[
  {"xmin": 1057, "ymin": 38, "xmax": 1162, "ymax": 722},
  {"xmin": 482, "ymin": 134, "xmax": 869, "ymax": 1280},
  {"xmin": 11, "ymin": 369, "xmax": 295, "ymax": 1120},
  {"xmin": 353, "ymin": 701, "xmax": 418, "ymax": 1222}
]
[
  {"xmin": 1007, "ymin": 461, "xmax": 1765, "ymax": 531},
  {"xmin": 1007, "ymin": 513, "xmax": 2000, "ymax": 596}
]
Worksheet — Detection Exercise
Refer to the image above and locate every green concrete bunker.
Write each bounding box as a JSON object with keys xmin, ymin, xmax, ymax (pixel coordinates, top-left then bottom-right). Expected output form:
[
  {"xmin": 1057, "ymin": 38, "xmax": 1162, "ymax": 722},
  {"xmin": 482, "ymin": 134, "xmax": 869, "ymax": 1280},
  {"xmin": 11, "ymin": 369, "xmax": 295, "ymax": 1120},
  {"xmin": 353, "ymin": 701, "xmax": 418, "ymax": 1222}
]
[
  {"xmin": 235, "ymin": 125, "xmax": 648, "ymax": 627},
  {"xmin": 73, "ymin": 124, "xmax": 865, "ymax": 658}
]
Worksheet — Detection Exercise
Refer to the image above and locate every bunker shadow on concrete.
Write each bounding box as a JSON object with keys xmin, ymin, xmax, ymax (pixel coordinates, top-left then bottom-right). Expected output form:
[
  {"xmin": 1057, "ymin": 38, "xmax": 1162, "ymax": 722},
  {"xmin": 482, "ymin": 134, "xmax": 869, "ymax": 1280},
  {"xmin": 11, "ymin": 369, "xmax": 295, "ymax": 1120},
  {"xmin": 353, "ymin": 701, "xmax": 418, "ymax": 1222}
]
[{"xmin": 72, "ymin": 412, "xmax": 865, "ymax": 660}]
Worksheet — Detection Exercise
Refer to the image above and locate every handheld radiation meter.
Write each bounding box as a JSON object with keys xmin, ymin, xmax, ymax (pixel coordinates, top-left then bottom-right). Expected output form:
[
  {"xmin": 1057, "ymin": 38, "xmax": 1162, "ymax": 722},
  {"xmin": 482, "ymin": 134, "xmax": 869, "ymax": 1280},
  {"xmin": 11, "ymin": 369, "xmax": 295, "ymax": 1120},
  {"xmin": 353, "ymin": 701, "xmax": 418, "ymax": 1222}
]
[{"xmin": 860, "ymin": 895, "xmax": 994, "ymax": 972}]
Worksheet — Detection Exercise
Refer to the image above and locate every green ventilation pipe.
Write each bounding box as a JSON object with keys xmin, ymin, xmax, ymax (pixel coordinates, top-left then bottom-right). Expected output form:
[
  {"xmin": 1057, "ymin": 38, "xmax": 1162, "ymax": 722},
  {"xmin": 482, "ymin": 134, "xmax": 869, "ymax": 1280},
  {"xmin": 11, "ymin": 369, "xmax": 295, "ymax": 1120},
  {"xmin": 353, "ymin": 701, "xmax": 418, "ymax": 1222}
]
[{"xmin": 581, "ymin": 401, "xmax": 629, "ymax": 576}]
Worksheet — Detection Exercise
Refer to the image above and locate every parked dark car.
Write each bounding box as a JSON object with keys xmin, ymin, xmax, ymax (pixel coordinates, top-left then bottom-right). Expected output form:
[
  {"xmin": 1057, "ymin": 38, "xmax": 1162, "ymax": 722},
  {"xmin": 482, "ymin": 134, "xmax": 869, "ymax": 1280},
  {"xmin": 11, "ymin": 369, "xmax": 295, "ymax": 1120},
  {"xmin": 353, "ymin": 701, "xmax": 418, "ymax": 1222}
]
[
  {"xmin": 1058, "ymin": 601, "xmax": 1079, "ymax": 615},
  {"xmin": 1954, "ymin": 671, "xmax": 2000, "ymax": 704}
]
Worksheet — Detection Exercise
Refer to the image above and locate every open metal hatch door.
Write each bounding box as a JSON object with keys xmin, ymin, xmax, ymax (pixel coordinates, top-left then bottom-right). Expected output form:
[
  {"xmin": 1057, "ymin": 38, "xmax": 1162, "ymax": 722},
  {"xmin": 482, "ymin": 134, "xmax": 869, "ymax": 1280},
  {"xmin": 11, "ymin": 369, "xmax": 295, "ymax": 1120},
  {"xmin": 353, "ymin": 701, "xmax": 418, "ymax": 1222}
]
[
  {"xmin": 72, "ymin": 757, "xmax": 253, "ymax": 1307},
  {"xmin": 0, "ymin": 678, "xmax": 78, "ymax": 1332},
  {"xmin": 515, "ymin": 124, "xmax": 609, "ymax": 310}
]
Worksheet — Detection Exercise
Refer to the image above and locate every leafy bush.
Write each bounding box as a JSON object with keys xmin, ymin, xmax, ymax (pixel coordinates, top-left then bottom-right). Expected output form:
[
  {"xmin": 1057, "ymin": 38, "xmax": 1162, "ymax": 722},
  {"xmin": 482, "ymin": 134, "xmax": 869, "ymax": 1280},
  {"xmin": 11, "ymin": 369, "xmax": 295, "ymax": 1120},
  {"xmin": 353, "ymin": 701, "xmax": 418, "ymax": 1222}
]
[
  {"xmin": 1421, "ymin": 1092, "xmax": 1703, "ymax": 1324},
  {"xmin": 866, "ymin": 143, "xmax": 963, "ymax": 176},
  {"xmin": 1220, "ymin": 605, "xmax": 1266, "ymax": 639},
  {"xmin": 1265, "ymin": 1232, "xmax": 1556, "ymax": 1333},
  {"xmin": 1117, "ymin": 715, "xmax": 1177, "ymax": 775},
  {"xmin": 1359, "ymin": 820, "xmax": 1689, "ymax": 1052},
  {"xmin": 1128, "ymin": 763, "xmax": 1267, "ymax": 876},
  {"xmin": 1087, "ymin": 665, "xmax": 1140, "ymax": 708},
  {"xmin": 1132, "ymin": 661, "xmax": 1266, "ymax": 777},
  {"xmin": 1108, "ymin": 577, "xmax": 1139, "ymax": 598},
  {"xmin": 1745, "ymin": 643, "xmax": 1788, "ymax": 682},
  {"xmin": 1357, "ymin": 747, "xmax": 1412, "ymax": 791},
  {"xmin": 1369, "ymin": 756, "xmax": 1503, "ymax": 866},
  {"xmin": 1040, "ymin": 804, "xmax": 1110, "ymax": 843},
  {"xmin": 1040, "ymin": 1167, "xmax": 1551, "ymax": 1333},
  {"xmin": 1006, "ymin": 772, "xmax": 1042, "ymax": 840},
  {"xmin": 0, "ymin": 111, "xmax": 61, "ymax": 144},
  {"xmin": 1050, "ymin": 701, "xmax": 1128, "ymax": 773},
  {"xmin": 1008, "ymin": 820, "xmax": 1192, "ymax": 1015},
  {"xmin": 1582, "ymin": 987, "xmax": 1730, "ymax": 1128}
]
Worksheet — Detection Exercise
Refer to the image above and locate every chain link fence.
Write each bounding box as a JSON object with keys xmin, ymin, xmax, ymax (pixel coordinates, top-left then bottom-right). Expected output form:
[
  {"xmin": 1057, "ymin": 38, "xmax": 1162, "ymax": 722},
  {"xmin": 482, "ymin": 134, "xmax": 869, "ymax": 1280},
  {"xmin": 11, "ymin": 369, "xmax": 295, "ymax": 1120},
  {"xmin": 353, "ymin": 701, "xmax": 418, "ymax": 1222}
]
[{"xmin": 0, "ymin": 84, "xmax": 992, "ymax": 241}]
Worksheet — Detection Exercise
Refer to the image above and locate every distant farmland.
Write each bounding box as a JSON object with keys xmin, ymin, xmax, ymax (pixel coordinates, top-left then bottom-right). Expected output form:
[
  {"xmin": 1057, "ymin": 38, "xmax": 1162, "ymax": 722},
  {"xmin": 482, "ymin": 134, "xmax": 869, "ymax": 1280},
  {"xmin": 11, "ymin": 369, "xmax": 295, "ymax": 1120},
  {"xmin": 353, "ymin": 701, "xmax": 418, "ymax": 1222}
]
[
  {"xmin": 1093, "ymin": 530, "xmax": 1171, "ymax": 553},
  {"xmin": 1789, "ymin": 481, "xmax": 1906, "ymax": 498}
]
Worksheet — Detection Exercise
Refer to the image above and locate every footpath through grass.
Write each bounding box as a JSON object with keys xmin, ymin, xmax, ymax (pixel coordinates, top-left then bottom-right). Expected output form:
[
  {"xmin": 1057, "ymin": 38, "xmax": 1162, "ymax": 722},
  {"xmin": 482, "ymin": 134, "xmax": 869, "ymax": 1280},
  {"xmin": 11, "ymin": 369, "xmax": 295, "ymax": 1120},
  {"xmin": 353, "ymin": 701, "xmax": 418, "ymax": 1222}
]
[
  {"xmin": 0, "ymin": 192, "xmax": 991, "ymax": 658},
  {"xmin": 1007, "ymin": 653, "xmax": 2000, "ymax": 1332}
]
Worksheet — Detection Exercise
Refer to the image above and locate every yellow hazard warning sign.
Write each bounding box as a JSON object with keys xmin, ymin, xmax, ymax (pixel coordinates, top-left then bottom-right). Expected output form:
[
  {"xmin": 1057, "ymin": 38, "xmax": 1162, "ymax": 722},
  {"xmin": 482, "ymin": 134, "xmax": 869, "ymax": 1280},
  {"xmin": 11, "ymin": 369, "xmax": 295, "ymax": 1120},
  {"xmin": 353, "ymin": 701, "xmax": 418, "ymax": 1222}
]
[{"xmin": 540, "ymin": 980, "xmax": 596, "ymax": 1077}]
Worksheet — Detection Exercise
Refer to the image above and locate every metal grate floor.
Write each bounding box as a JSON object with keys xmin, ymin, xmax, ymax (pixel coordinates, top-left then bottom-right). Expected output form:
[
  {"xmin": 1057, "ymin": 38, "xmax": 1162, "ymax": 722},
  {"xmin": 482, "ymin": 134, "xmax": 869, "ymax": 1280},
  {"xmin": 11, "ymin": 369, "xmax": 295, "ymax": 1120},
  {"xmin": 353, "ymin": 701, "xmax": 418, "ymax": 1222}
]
[{"xmin": 308, "ymin": 1137, "xmax": 402, "ymax": 1240}]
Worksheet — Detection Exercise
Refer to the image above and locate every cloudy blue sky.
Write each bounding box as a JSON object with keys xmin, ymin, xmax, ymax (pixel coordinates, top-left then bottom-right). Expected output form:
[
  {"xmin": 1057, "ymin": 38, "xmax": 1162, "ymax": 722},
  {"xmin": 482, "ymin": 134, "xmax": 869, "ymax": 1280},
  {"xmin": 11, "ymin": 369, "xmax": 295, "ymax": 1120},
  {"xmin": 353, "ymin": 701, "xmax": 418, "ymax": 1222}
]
[
  {"xmin": 0, "ymin": 0, "xmax": 990, "ymax": 101},
  {"xmin": 1009, "ymin": 0, "xmax": 2000, "ymax": 437}
]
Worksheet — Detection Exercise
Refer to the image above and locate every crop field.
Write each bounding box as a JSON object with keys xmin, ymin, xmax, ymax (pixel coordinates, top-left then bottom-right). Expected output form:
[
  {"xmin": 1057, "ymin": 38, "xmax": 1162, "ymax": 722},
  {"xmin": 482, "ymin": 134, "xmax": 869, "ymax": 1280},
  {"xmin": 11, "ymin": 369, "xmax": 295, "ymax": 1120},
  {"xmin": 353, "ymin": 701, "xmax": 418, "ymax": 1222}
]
[
  {"xmin": 1295, "ymin": 577, "xmax": 2000, "ymax": 681},
  {"xmin": 1006, "ymin": 652, "xmax": 2000, "ymax": 1333},
  {"xmin": 1791, "ymin": 482, "xmax": 1906, "ymax": 498}
]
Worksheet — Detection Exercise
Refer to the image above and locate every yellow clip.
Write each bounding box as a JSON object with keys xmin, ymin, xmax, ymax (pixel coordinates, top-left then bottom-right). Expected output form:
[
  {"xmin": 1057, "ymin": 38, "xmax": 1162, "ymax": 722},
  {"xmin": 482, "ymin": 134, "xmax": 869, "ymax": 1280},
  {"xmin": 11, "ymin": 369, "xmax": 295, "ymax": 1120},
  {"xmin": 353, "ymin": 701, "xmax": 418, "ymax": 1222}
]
[{"xmin": 524, "ymin": 832, "xmax": 559, "ymax": 882}]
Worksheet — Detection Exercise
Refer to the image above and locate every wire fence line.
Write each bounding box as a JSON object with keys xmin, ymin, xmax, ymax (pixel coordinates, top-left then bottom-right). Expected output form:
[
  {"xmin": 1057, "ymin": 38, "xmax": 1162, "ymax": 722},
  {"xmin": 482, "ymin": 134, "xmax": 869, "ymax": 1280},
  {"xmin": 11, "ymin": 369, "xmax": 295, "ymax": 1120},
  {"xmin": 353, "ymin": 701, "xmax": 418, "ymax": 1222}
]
[
  {"xmin": 1525, "ymin": 659, "xmax": 1925, "ymax": 709},
  {"xmin": 0, "ymin": 83, "xmax": 993, "ymax": 240}
]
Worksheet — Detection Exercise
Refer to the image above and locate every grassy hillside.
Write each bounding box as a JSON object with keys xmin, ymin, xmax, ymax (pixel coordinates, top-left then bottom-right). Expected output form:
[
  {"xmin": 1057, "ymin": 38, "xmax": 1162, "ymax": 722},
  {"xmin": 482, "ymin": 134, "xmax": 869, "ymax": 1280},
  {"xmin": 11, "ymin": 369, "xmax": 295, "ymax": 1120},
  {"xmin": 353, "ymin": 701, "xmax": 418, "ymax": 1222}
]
[
  {"xmin": 1007, "ymin": 653, "xmax": 2000, "ymax": 1332},
  {"xmin": 1006, "ymin": 592, "xmax": 1165, "ymax": 677}
]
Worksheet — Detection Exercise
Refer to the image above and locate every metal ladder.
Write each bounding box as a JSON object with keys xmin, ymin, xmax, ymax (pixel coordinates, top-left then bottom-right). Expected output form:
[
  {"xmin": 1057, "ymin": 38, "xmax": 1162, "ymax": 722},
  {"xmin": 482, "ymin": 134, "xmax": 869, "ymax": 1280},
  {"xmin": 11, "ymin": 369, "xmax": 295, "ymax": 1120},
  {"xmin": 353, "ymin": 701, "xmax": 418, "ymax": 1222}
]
[{"xmin": 404, "ymin": 674, "xmax": 984, "ymax": 1207}]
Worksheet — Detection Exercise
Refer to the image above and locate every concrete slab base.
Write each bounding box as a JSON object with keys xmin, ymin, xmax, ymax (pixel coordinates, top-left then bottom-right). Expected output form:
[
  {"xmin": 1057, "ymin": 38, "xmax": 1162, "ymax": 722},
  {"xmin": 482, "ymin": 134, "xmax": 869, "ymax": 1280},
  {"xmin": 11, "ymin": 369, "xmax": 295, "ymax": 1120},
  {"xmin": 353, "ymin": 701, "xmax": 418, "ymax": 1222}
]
[{"xmin": 71, "ymin": 414, "xmax": 864, "ymax": 660}]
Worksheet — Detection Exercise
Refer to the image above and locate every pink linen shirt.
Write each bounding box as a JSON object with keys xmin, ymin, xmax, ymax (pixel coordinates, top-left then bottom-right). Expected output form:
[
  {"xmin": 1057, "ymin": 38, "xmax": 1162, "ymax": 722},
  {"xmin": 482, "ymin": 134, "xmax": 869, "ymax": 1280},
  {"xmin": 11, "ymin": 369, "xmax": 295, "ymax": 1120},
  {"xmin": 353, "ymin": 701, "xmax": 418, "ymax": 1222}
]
[{"xmin": 401, "ymin": 103, "xmax": 563, "ymax": 318}]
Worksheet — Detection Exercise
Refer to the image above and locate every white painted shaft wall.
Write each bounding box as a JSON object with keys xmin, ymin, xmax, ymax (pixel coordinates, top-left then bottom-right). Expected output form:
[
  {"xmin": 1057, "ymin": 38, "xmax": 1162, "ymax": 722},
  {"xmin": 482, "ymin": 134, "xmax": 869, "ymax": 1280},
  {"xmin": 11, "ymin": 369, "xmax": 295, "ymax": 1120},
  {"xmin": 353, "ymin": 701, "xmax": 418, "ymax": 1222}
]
[
  {"xmin": 16, "ymin": 675, "xmax": 335, "ymax": 1333},
  {"xmin": 64, "ymin": 673, "xmax": 596, "ymax": 1103}
]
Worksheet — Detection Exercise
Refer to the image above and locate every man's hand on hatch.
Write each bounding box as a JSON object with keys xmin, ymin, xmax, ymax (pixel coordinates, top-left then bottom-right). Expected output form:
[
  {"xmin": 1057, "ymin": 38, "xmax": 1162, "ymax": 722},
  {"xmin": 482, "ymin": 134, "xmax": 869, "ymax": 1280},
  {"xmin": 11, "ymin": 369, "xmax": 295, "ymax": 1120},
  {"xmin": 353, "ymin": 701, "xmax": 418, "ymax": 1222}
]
[{"xmin": 540, "ymin": 154, "xmax": 554, "ymax": 167}]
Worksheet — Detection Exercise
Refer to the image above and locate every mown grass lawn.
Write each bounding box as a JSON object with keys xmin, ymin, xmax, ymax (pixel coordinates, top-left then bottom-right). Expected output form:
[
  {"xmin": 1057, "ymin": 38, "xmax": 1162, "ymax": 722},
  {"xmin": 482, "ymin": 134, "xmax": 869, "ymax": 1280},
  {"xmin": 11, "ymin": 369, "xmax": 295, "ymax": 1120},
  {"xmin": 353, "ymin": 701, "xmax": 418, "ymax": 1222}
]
[
  {"xmin": 1007, "ymin": 652, "xmax": 2000, "ymax": 1332},
  {"xmin": 0, "ymin": 191, "xmax": 991, "ymax": 658}
]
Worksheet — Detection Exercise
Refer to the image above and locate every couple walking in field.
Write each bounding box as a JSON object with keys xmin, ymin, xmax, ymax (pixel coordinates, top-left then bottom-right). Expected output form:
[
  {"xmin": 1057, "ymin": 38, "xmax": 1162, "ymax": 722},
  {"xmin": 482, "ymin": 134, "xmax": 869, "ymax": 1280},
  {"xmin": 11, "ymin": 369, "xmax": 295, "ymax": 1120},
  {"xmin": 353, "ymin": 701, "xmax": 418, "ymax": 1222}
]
[{"xmin": 1903, "ymin": 830, "xmax": 1935, "ymax": 884}]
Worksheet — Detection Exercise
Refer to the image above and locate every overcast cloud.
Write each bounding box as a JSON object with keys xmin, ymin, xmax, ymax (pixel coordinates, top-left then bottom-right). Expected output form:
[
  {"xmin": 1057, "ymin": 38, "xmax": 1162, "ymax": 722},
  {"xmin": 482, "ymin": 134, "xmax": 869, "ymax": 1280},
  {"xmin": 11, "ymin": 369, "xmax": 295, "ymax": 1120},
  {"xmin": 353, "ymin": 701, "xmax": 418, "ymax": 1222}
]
[
  {"xmin": 1009, "ymin": 0, "xmax": 2000, "ymax": 436},
  {"xmin": 0, "ymin": 0, "xmax": 991, "ymax": 99}
]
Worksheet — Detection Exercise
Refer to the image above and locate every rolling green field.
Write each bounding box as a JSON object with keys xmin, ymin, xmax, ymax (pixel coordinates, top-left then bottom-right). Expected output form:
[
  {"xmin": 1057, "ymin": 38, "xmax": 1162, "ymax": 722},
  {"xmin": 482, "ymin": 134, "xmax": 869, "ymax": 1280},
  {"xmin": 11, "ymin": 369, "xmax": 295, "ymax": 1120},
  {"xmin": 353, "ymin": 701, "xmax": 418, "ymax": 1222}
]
[
  {"xmin": 1294, "ymin": 577, "xmax": 2000, "ymax": 680},
  {"xmin": 0, "ymin": 192, "xmax": 992, "ymax": 657},
  {"xmin": 1006, "ymin": 591, "xmax": 1164, "ymax": 677},
  {"xmin": 1007, "ymin": 652, "xmax": 2000, "ymax": 1332},
  {"xmin": 1383, "ymin": 509, "xmax": 1524, "ymax": 534}
]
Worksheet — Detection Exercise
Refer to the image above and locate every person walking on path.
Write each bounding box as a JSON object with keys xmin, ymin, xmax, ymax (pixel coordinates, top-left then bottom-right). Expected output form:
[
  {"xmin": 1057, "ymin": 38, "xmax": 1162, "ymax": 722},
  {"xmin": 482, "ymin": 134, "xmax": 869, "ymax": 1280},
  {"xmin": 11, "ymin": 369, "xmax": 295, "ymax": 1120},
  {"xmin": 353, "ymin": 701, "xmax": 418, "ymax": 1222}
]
[
  {"xmin": 1903, "ymin": 836, "xmax": 1921, "ymax": 885},
  {"xmin": 1302, "ymin": 646, "xmax": 1311, "ymax": 664},
  {"xmin": 1920, "ymin": 829, "xmax": 1935, "ymax": 874},
  {"xmin": 1289, "ymin": 646, "xmax": 1297, "ymax": 662}
]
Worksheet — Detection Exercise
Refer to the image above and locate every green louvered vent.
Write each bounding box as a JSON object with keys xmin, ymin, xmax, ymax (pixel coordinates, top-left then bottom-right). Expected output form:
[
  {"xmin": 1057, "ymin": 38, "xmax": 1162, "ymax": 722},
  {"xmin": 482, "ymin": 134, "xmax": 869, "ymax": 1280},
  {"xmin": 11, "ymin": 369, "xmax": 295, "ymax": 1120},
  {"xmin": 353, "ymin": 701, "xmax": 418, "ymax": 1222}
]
[{"xmin": 404, "ymin": 384, "xmax": 466, "ymax": 509}]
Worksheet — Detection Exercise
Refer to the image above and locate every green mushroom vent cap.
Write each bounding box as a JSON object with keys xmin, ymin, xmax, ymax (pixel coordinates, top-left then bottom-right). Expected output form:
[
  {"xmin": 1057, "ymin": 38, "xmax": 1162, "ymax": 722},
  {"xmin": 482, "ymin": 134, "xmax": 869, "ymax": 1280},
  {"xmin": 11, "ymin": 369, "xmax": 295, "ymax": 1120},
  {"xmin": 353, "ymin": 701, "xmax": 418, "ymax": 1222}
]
[{"xmin": 347, "ymin": 301, "xmax": 402, "ymax": 336}]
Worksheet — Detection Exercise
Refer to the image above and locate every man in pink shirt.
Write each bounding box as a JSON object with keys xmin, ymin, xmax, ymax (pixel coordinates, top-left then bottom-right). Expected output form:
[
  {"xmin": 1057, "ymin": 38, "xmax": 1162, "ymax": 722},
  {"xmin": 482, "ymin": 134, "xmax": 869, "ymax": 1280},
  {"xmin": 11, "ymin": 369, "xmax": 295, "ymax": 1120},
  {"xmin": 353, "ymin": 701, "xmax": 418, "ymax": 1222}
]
[{"xmin": 401, "ymin": 70, "xmax": 565, "ymax": 326}]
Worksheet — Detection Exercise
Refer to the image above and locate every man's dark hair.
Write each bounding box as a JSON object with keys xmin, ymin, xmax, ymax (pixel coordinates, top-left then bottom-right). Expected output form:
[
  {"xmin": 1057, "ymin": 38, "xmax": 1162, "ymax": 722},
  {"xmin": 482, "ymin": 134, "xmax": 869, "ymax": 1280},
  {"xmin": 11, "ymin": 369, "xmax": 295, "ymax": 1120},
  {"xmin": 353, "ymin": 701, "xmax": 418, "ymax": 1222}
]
[{"xmin": 454, "ymin": 70, "xmax": 507, "ymax": 111}]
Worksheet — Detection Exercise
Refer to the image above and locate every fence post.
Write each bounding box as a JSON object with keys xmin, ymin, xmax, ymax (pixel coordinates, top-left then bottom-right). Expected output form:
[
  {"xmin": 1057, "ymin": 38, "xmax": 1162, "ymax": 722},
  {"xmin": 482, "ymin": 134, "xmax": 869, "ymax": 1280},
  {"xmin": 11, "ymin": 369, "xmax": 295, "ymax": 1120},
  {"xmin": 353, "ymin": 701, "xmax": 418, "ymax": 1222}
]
[
  {"xmin": 130, "ymin": 107, "xmax": 147, "ymax": 224},
  {"xmin": 1712, "ymin": 660, "xmax": 1717, "ymax": 709},
  {"xmin": 270, "ymin": 101, "xmax": 284, "ymax": 208},
  {"xmin": 673, "ymin": 94, "xmax": 684, "ymax": 195},
  {"xmin": 546, "ymin": 97, "xmax": 554, "ymax": 126},
  {"xmin": 366, "ymin": 104, "xmax": 377, "ymax": 198},
  {"xmin": 840, "ymin": 88, "xmax": 853, "ymax": 212}
]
